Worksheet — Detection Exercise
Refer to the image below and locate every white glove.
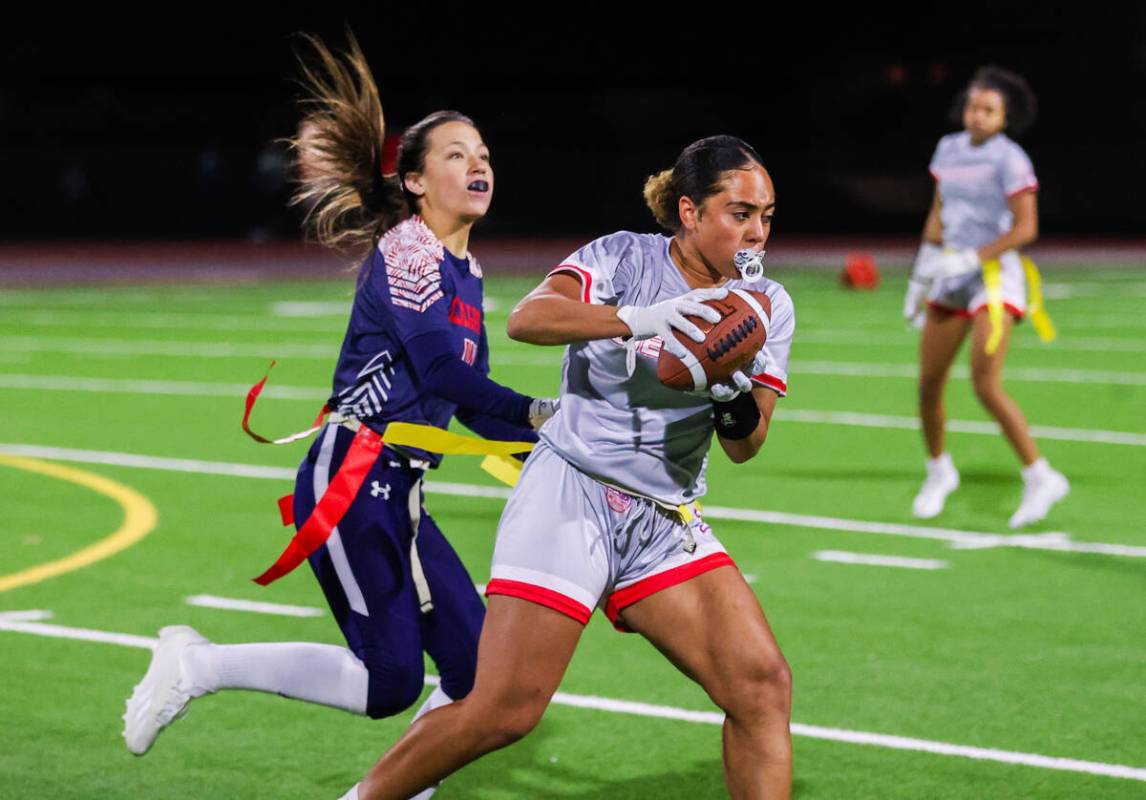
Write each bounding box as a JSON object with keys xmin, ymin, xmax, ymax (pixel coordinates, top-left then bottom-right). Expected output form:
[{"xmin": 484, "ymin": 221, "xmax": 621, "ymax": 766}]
[
  {"xmin": 903, "ymin": 279, "xmax": 929, "ymax": 328},
  {"xmin": 527, "ymin": 397, "xmax": 559, "ymax": 430},
  {"xmin": 929, "ymin": 247, "xmax": 980, "ymax": 280},
  {"xmin": 905, "ymin": 242, "xmax": 944, "ymax": 329},
  {"xmin": 911, "ymin": 242, "xmax": 944, "ymax": 281},
  {"xmin": 616, "ymin": 287, "xmax": 729, "ymax": 359},
  {"xmin": 694, "ymin": 350, "xmax": 768, "ymax": 402}
]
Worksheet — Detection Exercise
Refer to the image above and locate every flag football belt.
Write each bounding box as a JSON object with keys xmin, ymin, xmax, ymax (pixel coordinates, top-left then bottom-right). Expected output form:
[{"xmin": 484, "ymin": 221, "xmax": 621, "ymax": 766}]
[
  {"xmin": 981, "ymin": 256, "xmax": 1056, "ymax": 355},
  {"xmin": 241, "ymin": 362, "xmax": 534, "ymax": 591},
  {"xmin": 592, "ymin": 473, "xmax": 705, "ymax": 554}
]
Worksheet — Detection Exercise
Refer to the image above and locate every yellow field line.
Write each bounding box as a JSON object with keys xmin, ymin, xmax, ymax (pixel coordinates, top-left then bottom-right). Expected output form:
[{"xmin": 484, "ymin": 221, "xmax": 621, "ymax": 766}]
[{"xmin": 0, "ymin": 456, "xmax": 158, "ymax": 593}]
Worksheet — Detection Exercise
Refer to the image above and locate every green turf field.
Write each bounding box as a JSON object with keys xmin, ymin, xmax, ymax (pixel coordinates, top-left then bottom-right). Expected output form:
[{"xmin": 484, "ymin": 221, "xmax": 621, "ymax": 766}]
[{"xmin": 1, "ymin": 267, "xmax": 1144, "ymax": 799}]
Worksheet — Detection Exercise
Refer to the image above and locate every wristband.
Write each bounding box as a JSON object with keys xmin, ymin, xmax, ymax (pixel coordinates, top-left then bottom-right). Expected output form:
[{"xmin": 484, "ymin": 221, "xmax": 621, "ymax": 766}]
[{"xmin": 712, "ymin": 392, "xmax": 761, "ymax": 440}]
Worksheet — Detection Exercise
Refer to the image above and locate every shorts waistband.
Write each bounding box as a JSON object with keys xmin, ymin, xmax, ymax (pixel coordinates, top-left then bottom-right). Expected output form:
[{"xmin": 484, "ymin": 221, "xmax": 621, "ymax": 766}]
[{"xmin": 326, "ymin": 413, "xmax": 432, "ymax": 471}]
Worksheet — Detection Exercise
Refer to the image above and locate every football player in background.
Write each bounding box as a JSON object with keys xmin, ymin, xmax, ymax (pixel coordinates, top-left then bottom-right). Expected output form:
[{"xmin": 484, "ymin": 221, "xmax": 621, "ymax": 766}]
[
  {"xmin": 340, "ymin": 136, "xmax": 797, "ymax": 800},
  {"xmin": 903, "ymin": 65, "xmax": 1068, "ymax": 528},
  {"xmin": 122, "ymin": 34, "xmax": 554, "ymax": 800}
]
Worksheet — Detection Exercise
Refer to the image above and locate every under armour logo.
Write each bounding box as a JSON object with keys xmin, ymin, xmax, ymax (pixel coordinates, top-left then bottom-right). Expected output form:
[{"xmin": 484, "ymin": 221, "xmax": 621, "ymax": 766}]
[{"xmin": 370, "ymin": 481, "xmax": 391, "ymax": 500}]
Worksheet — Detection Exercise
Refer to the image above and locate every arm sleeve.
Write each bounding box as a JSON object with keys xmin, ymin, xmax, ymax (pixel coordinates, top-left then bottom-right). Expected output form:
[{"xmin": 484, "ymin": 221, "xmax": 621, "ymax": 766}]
[
  {"xmin": 750, "ymin": 286, "xmax": 795, "ymax": 397},
  {"xmin": 455, "ymin": 408, "xmax": 539, "ymax": 444},
  {"xmin": 546, "ymin": 231, "xmax": 640, "ymax": 306},
  {"xmin": 1002, "ymin": 144, "xmax": 1039, "ymax": 198},
  {"xmin": 404, "ymin": 327, "xmax": 534, "ymax": 427},
  {"xmin": 453, "ymin": 322, "xmax": 538, "ymax": 442}
]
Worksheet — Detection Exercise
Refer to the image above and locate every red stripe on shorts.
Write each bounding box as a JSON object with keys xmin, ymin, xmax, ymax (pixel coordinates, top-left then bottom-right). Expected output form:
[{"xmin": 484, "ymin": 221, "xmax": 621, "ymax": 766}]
[
  {"xmin": 970, "ymin": 301, "xmax": 1025, "ymax": 320},
  {"xmin": 485, "ymin": 578, "xmax": 592, "ymax": 625},
  {"xmin": 605, "ymin": 552, "xmax": 736, "ymax": 630}
]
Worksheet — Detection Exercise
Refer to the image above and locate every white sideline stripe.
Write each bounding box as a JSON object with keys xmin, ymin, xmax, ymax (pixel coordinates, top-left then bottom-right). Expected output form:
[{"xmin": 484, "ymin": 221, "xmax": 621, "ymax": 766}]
[
  {"xmin": 4, "ymin": 443, "xmax": 1146, "ymax": 559},
  {"xmin": 185, "ymin": 595, "xmax": 325, "ymax": 618},
  {"xmin": 0, "ymin": 374, "xmax": 327, "ymax": 401},
  {"xmin": 780, "ymin": 409, "xmax": 1146, "ymax": 448},
  {"xmin": 795, "ymin": 360, "xmax": 1146, "ymax": 387},
  {"xmin": 812, "ymin": 551, "xmax": 950, "ymax": 570},
  {"xmin": 0, "ymin": 610, "xmax": 53, "ymax": 622},
  {"xmin": 1, "ymin": 617, "xmax": 1142, "ymax": 783}
]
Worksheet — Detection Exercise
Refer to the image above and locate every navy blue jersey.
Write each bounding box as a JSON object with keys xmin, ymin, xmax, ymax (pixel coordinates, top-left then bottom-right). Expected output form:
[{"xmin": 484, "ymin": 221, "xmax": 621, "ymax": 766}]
[{"xmin": 329, "ymin": 215, "xmax": 522, "ymax": 465}]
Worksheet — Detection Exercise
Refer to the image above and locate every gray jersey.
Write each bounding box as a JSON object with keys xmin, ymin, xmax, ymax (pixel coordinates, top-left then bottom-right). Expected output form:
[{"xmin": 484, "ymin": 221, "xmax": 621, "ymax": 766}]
[
  {"xmin": 929, "ymin": 131, "xmax": 1038, "ymax": 250},
  {"xmin": 539, "ymin": 231, "xmax": 795, "ymax": 505}
]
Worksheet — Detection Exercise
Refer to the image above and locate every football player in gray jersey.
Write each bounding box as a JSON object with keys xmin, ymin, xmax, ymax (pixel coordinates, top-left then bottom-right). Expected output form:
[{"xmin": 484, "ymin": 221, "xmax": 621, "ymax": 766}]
[
  {"xmin": 345, "ymin": 137, "xmax": 795, "ymax": 800},
  {"xmin": 905, "ymin": 66, "xmax": 1068, "ymax": 528}
]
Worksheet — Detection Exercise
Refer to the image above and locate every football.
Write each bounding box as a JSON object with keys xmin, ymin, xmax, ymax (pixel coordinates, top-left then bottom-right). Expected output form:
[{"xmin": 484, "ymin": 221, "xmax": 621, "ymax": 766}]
[{"xmin": 657, "ymin": 289, "xmax": 772, "ymax": 392}]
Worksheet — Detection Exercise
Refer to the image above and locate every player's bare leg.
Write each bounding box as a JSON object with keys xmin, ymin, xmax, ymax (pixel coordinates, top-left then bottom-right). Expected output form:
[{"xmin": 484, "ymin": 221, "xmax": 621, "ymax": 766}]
[
  {"xmin": 968, "ymin": 312, "xmax": 1038, "ymax": 464},
  {"xmin": 969, "ymin": 311, "xmax": 1070, "ymax": 526},
  {"xmin": 355, "ymin": 596, "xmax": 583, "ymax": 800},
  {"xmin": 621, "ymin": 565, "xmax": 792, "ymax": 800},
  {"xmin": 918, "ymin": 306, "xmax": 971, "ymax": 457}
]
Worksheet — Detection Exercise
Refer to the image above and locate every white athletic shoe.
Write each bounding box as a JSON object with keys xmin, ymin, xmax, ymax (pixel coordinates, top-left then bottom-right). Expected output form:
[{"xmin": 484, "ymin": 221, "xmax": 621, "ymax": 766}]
[
  {"xmin": 912, "ymin": 453, "xmax": 959, "ymax": 519},
  {"xmin": 1009, "ymin": 465, "xmax": 1069, "ymax": 529},
  {"xmin": 123, "ymin": 625, "xmax": 209, "ymax": 756}
]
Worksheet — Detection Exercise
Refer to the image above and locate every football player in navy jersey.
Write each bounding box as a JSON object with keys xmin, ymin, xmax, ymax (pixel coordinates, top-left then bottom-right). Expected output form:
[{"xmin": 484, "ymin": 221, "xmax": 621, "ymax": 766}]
[
  {"xmin": 123, "ymin": 35, "xmax": 555, "ymax": 798},
  {"xmin": 339, "ymin": 138, "xmax": 795, "ymax": 800}
]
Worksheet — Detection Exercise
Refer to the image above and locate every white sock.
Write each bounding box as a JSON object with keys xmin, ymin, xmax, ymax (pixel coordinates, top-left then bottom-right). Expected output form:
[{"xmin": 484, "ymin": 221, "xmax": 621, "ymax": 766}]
[
  {"xmin": 405, "ymin": 686, "xmax": 454, "ymax": 800},
  {"xmin": 1022, "ymin": 457, "xmax": 1051, "ymax": 482},
  {"xmin": 336, "ymin": 783, "xmax": 360, "ymax": 800},
  {"xmin": 181, "ymin": 642, "xmax": 369, "ymax": 715},
  {"xmin": 411, "ymin": 686, "xmax": 454, "ymax": 724},
  {"xmin": 927, "ymin": 452, "xmax": 954, "ymax": 472}
]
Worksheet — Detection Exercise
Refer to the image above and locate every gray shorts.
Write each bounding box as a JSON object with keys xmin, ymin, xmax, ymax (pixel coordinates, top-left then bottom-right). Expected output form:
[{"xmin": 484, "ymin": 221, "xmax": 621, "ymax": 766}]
[
  {"xmin": 486, "ymin": 442, "xmax": 734, "ymax": 630},
  {"xmin": 928, "ymin": 249, "xmax": 1027, "ymax": 319}
]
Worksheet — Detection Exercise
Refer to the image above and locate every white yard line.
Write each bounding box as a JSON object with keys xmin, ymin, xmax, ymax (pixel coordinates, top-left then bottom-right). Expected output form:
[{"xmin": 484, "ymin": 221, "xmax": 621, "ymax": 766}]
[
  {"xmin": 0, "ymin": 618, "xmax": 158, "ymax": 649},
  {"xmin": 0, "ymin": 610, "xmax": 53, "ymax": 622},
  {"xmin": 0, "ymin": 615, "xmax": 1142, "ymax": 783},
  {"xmin": 1, "ymin": 337, "xmax": 335, "ymax": 359},
  {"xmin": 184, "ymin": 595, "xmax": 325, "ymax": 618},
  {"xmin": 3, "ymin": 443, "xmax": 1145, "ymax": 559},
  {"xmin": 2, "ymin": 375, "xmax": 1143, "ymax": 447},
  {"xmin": 0, "ymin": 336, "xmax": 552, "ymax": 365},
  {"xmin": 779, "ymin": 409, "xmax": 1146, "ymax": 448},
  {"xmin": 812, "ymin": 551, "xmax": 950, "ymax": 570},
  {"xmin": 3, "ymin": 310, "xmax": 339, "ymax": 333},
  {"xmin": 0, "ymin": 374, "xmax": 326, "ymax": 400},
  {"xmin": 795, "ymin": 360, "xmax": 1146, "ymax": 387},
  {"xmin": 269, "ymin": 301, "xmax": 353, "ymax": 317},
  {"xmin": 797, "ymin": 329, "xmax": 1146, "ymax": 354}
]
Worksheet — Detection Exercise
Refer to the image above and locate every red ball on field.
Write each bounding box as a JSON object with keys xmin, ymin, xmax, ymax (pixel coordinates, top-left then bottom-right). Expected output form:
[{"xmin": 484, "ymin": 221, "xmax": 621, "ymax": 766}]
[{"xmin": 656, "ymin": 289, "xmax": 771, "ymax": 392}]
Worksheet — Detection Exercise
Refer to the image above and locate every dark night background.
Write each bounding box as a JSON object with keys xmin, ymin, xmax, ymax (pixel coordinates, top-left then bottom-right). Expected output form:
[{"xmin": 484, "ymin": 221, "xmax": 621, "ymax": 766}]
[{"xmin": 3, "ymin": 9, "xmax": 1144, "ymax": 244}]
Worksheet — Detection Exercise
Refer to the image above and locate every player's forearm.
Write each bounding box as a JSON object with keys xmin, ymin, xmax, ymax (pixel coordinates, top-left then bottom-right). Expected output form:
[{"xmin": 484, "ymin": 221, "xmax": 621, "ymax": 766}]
[
  {"xmin": 714, "ymin": 388, "xmax": 774, "ymax": 463},
  {"xmin": 507, "ymin": 292, "xmax": 630, "ymax": 345},
  {"xmin": 717, "ymin": 417, "xmax": 768, "ymax": 463},
  {"xmin": 922, "ymin": 189, "xmax": 944, "ymax": 245}
]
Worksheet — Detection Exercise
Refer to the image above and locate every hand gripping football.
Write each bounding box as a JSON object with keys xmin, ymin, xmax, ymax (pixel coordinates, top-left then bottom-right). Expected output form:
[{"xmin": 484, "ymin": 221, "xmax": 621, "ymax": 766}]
[{"xmin": 657, "ymin": 288, "xmax": 772, "ymax": 391}]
